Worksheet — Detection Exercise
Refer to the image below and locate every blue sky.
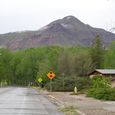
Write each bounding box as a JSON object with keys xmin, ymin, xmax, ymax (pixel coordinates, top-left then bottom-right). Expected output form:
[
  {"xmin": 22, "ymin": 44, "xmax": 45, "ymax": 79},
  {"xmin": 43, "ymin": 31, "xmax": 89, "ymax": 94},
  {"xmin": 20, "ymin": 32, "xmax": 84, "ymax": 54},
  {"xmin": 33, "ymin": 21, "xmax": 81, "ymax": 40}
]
[{"xmin": 0, "ymin": 0, "xmax": 115, "ymax": 34}]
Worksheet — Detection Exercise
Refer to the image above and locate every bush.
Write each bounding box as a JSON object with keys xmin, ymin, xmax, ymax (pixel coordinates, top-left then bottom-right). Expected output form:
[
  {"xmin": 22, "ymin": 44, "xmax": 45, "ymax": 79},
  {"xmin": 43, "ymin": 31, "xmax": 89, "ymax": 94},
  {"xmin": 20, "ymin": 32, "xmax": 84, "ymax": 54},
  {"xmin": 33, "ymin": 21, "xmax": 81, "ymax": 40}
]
[
  {"xmin": 45, "ymin": 78, "xmax": 75, "ymax": 92},
  {"xmin": 75, "ymin": 77, "xmax": 92, "ymax": 91},
  {"xmin": 91, "ymin": 76, "xmax": 111, "ymax": 89},
  {"xmin": 87, "ymin": 88, "xmax": 115, "ymax": 101},
  {"xmin": 45, "ymin": 76, "xmax": 92, "ymax": 92},
  {"xmin": 87, "ymin": 75, "xmax": 115, "ymax": 101},
  {"xmin": 58, "ymin": 105, "xmax": 77, "ymax": 115}
]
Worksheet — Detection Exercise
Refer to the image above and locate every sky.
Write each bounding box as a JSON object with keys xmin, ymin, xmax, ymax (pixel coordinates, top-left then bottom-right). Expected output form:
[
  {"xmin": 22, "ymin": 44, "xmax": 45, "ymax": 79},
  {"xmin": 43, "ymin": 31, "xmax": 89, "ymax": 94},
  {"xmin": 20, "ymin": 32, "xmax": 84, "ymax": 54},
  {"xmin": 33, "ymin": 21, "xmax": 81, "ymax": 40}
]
[{"xmin": 0, "ymin": 0, "xmax": 115, "ymax": 34}]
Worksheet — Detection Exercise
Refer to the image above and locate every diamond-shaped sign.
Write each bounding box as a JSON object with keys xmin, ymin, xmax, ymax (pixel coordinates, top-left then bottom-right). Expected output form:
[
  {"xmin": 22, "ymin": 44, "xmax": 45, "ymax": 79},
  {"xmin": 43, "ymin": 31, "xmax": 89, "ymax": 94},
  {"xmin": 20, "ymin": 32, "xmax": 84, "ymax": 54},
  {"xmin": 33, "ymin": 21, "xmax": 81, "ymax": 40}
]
[
  {"xmin": 47, "ymin": 71, "xmax": 55, "ymax": 80},
  {"xmin": 38, "ymin": 78, "xmax": 43, "ymax": 83}
]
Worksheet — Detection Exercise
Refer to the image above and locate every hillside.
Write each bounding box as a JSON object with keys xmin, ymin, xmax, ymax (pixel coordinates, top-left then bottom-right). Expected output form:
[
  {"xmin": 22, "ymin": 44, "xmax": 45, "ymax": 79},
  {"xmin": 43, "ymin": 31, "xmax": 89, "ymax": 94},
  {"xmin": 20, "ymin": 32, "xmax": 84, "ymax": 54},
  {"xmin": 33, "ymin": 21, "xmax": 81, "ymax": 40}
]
[{"xmin": 0, "ymin": 15, "xmax": 115, "ymax": 50}]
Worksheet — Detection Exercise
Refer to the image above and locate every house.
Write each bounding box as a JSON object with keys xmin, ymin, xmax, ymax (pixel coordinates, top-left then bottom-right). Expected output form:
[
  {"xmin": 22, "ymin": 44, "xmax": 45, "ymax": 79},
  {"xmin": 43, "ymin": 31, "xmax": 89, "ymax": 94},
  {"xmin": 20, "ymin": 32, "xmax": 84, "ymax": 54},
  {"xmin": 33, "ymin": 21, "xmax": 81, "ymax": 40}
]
[{"xmin": 89, "ymin": 69, "xmax": 115, "ymax": 87}]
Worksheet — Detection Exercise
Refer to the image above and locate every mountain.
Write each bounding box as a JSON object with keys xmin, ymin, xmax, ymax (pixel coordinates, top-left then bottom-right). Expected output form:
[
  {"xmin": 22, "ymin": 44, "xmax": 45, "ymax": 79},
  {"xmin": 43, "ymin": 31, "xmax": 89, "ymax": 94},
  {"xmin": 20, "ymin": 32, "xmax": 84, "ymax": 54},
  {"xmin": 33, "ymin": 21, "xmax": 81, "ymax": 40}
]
[{"xmin": 0, "ymin": 15, "xmax": 115, "ymax": 50}]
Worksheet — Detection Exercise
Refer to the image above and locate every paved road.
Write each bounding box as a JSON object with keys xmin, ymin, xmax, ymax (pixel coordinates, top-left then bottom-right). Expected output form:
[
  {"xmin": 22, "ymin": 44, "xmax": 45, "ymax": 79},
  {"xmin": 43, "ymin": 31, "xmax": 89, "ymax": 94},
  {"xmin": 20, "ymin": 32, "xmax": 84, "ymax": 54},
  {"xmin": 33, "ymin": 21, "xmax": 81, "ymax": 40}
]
[{"xmin": 0, "ymin": 87, "xmax": 63, "ymax": 115}]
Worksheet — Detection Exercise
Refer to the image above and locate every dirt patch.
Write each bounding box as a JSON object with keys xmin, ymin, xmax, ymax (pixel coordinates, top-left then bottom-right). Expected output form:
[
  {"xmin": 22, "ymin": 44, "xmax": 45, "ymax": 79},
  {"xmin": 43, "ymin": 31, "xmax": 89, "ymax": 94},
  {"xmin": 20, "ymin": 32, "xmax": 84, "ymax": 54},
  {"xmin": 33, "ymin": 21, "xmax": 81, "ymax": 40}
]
[
  {"xmin": 79, "ymin": 109, "xmax": 115, "ymax": 115},
  {"xmin": 36, "ymin": 88, "xmax": 115, "ymax": 115},
  {"xmin": 47, "ymin": 92, "xmax": 115, "ymax": 115}
]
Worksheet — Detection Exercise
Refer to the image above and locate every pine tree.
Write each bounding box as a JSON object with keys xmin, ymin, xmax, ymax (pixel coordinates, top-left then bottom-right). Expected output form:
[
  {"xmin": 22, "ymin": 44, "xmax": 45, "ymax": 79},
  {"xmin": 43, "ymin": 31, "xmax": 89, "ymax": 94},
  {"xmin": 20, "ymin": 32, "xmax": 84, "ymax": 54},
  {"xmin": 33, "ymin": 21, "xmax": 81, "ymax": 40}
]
[{"xmin": 90, "ymin": 35, "xmax": 104, "ymax": 69}]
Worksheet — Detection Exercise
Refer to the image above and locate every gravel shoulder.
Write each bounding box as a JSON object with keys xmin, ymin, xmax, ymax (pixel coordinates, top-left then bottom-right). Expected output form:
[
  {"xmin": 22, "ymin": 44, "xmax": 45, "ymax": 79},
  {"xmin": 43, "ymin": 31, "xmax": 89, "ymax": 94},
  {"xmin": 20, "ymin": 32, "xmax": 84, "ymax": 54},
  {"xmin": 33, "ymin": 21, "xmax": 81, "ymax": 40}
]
[{"xmin": 38, "ymin": 89, "xmax": 115, "ymax": 115}]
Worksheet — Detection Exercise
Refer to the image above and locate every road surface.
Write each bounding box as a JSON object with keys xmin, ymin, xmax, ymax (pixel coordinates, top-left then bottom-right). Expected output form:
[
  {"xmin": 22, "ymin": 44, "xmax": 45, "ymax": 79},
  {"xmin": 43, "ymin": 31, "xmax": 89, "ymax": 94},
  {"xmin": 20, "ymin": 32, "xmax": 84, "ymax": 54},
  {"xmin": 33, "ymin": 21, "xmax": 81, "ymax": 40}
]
[{"xmin": 0, "ymin": 87, "xmax": 63, "ymax": 115}]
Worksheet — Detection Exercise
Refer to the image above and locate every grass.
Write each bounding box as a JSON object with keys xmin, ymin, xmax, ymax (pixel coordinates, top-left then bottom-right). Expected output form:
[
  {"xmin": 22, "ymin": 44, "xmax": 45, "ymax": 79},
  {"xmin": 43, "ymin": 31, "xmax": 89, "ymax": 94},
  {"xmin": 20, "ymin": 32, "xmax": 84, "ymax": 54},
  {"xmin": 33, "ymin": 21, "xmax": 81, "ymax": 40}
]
[{"xmin": 58, "ymin": 105, "xmax": 77, "ymax": 115}]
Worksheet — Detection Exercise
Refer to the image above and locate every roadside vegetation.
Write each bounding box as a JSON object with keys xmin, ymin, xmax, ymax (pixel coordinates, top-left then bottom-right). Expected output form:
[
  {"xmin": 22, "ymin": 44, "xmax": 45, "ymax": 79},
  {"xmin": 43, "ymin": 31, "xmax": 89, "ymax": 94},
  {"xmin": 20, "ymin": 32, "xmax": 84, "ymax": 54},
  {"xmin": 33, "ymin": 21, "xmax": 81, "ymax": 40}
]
[
  {"xmin": 59, "ymin": 105, "xmax": 77, "ymax": 115},
  {"xmin": 87, "ymin": 76, "xmax": 115, "ymax": 101},
  {"xmin": 0, "ymin": 35, "xmax": 115, "ymax": 100}
]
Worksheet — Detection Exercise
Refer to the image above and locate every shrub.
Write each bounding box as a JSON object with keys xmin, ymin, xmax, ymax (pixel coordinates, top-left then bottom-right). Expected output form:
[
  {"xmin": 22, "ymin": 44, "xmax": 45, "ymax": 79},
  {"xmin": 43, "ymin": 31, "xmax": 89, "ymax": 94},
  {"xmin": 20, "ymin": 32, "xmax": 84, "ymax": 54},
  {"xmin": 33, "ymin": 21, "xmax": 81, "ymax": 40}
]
[
  {"xmin": 87, "ymin": 88, "xmax": 115, "ymax": 101},
  {"xmin": 87, "ymin": 76, "xmax": 115, "ymax": 101},
  {"xmin": 91, "ymin": 76, "xmax": 111, "ymax": 89},
  {"xmin": 58, "ymin": 105, "xmax": 77, "ymax": 115},
  {"xmin": 45, "ymin": 78, "xmax": 75, "ymax": 92},
  {"xmin": 45, "ymin": 76, "xmax": 92, "ymax": 92}
]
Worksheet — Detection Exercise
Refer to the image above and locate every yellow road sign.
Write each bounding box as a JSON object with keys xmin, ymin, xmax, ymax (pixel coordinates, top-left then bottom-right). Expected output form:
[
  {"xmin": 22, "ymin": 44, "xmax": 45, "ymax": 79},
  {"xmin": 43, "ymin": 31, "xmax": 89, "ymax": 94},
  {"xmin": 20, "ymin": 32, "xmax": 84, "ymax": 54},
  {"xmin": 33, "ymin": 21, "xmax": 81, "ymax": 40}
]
[
  {"xmin": 47, "ymin": 71, "xmax": 55, "ymax": 79},
  {"xmin": 38, "ymin": 78, "xmax": 43, "ymax": 83}
]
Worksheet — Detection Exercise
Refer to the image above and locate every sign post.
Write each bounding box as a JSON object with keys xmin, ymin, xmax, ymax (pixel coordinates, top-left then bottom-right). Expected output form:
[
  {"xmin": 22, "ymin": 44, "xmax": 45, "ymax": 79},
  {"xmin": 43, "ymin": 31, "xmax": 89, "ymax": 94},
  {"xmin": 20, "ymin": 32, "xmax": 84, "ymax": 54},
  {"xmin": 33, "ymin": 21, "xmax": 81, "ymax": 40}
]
[
  {"xmin": 47, "ymin": 71, "xmax": 55, "ymax": 92},
  {"xmin": 50, "ymin": 79, "xmax": 52, "ymax": 92}
]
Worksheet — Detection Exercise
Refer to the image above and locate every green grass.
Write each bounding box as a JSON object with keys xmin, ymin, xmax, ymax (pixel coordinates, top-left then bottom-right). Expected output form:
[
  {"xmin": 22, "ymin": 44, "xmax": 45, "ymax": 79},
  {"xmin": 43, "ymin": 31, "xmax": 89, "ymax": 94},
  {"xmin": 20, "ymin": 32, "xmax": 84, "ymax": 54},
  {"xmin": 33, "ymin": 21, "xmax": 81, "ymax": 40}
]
[{"xmin": 58, "ymin": 105, "xmax": 77, "ymax": 115}]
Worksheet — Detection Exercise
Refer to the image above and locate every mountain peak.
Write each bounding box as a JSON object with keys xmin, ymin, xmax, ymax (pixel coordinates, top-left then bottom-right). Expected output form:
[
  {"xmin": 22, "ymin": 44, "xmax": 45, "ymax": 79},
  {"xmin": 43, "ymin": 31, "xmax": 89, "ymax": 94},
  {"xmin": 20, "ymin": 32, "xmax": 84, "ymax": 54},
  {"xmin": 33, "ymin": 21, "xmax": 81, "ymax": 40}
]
[
  {"xmin": 49, "ymin": 15, "xmax": 83, "ymax": 25},
  {"xmin": 0, "ymin": 15, "xmax": 115, "ymax": 50},
  {"xmin": 63, "ymin": 15, "xmax": 79, "ymax": 21},
  {"xmin": 63, "ymin": 15, "xmax": 77, "ymax": 20},
  {"xmin": 48, "ymin": 15, "xmax": 85, "ymax": 31},
  {"xmin": 62, "ymin": 15, "xmax": 83, "ymax": 24}
]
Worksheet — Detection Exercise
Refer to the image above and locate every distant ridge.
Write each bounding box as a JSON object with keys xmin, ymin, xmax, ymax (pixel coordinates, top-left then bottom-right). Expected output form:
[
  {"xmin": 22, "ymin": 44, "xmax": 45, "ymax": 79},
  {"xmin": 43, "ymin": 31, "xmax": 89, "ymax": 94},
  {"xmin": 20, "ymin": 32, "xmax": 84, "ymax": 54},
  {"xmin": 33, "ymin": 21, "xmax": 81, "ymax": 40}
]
[{"xmin": 0, "ymin": 15, "xmax": 115, "ymax": 50}]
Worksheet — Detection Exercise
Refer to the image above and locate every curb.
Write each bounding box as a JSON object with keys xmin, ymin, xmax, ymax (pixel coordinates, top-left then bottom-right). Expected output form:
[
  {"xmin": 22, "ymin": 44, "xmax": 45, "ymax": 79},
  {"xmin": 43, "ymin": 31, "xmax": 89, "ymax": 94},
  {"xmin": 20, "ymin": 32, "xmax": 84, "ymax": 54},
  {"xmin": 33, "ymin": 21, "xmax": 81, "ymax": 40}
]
[
  {"xmin": 48, "ymin": 95, "xmax": 86, "ymax": 115},
  {"xmin": 49, "ymin": 95, "xmax": 64, "ymax": 105}
]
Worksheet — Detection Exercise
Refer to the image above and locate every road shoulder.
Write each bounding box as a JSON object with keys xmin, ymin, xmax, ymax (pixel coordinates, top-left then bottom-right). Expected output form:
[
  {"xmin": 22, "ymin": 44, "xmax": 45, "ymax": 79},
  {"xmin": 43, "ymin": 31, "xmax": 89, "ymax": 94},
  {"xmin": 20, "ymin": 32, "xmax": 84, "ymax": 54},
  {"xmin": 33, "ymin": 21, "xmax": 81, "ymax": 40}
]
[{"xmin": 36, "ymin": 88, "xmax": 115, "ymax": 115}]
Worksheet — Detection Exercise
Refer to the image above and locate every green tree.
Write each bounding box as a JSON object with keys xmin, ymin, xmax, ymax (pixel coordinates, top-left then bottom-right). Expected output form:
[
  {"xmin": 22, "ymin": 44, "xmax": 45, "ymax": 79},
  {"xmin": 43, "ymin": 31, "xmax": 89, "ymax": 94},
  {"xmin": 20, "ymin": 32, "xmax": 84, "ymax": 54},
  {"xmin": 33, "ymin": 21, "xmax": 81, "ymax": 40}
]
[
  {"xmin": 0, "ymin": 48, "xmax": 13, "ymax": 85},
  {"xmin": 103, "ymin": 41, "xmax": 115, "ymax": 68},
  {"xmin": 16, "ymin": 49, "xmax": 39, "ymax": 85},
  {"xmin": 90, "ymin": 35, "xmax": 104, "ymax": 69},
  {"xmin": 58, "ymin": 50, "xmax": 71, "ymax": 75},
  {"xmin": 72, "ymin": 52, "xmax": 93, "ymax": 76}
]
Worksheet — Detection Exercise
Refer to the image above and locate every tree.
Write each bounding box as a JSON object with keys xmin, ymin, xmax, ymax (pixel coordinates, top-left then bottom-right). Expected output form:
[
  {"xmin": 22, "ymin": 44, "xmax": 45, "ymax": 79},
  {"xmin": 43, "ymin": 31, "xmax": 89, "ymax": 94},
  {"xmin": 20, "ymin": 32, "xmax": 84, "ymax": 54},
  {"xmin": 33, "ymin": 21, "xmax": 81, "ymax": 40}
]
[
  {"xmin": 90, "ymin": 35, "xmax": 104, "ymax": 69},
  {"xmin": 58, "ymin": 50, "xmax": 71, "ymax": 75},
  {"xmin": 0, "ymin": 48, "xmax": 13, "ymax": 85},
  {"xmin": 73, "ymin": 52, "xmax": 93, "ymax": 76},
  {"xmin": 104, "ymin": 41, "xmax": 115, "ymax": 68}
]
